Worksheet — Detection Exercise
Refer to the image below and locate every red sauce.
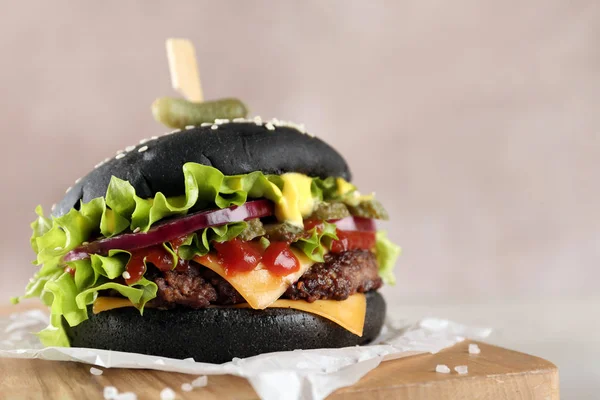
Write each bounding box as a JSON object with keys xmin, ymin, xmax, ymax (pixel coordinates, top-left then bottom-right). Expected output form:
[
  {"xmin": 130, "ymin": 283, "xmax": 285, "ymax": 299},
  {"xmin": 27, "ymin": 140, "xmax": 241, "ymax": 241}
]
[
  {"xmin": 210, "ymin": 239, "xmax": 300, "ymax": 277},
  {"xmin": 330, "ymin": 230, "xmax": 376, "ymax": 253},
  {"xmin": 124, "ymin": 252, "xmax": 147, "ymax": 285},
  {"xmin": 64, "ymin": 266, "xmax": 76, "ymax": 277},
  {"xmin": 169, "ymin": 235, "xmax": 189, "ymax": 255},
  {"xmin": 261, "ymin": 241, "xmax": 300, "ymax": 275},
  {"xmin": 123, "ymin": 226, "xmax": 375, "ymax": 284},
  {"xmin": 125, "ymin": 235, "xmax": 192, "ymax": 284},
  {"xmin": 213, "ymin": 238, "xmax": 262, "ymax": 275}
]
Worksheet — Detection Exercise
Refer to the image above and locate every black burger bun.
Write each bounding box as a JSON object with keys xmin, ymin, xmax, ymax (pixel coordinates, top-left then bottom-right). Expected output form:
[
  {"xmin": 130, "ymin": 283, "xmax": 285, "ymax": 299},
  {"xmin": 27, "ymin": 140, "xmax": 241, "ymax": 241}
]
[
  {"xmin": 66, "ymin": 291, "xmax": 386, "ymax": 364},
  {"xmin": 55, "ymin": 122, "xmax": 351, "ymax": 217}
]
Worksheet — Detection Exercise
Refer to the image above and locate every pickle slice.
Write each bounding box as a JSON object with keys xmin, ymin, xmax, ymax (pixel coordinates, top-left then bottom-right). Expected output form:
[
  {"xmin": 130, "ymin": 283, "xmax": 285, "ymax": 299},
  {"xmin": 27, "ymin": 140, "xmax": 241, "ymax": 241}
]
[
  {"xmin": 238, "ymin": 218, "xmax": 266, "ymax": 242},
  {"xmin": 309, "ymin": 202, "xmax": 351, "ymax": 220},
  {"xmin": 152, "ymin": 97, "xmax": 248, "ymax": 128},
  {"xmin": 346, "ymin": 199, "xmax": 389, "ymax": 220}
]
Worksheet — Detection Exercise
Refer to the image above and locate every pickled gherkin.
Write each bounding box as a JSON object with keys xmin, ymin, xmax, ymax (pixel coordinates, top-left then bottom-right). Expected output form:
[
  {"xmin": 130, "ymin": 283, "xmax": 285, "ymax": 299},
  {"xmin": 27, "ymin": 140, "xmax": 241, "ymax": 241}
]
[
  {"xmin": 152, "ymin": 97, "xmax": 248, "ymax": 128},
  {"xmin": 264, "ymin": 222, "xmax": 304, "ymax": 243},
  {"xmin": 237, "ymin": 218, "xmax": 266, "ymax": 241},
  {"xmin": 346, "ymin": 199, "xmax": 389, "ymax": 220},
  {"xmin": 309, "ymin": 202, "xmax": 351, "ymax": 220}
]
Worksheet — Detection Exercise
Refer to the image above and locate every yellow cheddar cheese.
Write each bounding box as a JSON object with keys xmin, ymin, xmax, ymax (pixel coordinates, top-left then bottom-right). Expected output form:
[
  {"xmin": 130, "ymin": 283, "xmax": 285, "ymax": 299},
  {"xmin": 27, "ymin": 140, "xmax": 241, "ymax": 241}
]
[{"xmin": 92, "ymin": 293, "xmax": 366, "ymax": 337}]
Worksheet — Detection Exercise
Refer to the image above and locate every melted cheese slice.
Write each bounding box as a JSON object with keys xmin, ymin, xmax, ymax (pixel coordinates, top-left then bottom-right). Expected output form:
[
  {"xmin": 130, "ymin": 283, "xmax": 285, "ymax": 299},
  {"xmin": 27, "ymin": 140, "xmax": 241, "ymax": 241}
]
[
  {"xmin": 93, "ymin": 293, "xmax": 366, "ymax": 337},
  {"xmin": 193, "ymin": 248, "xmax": 313, "ymax": 309},
  {"xmin": 234, "ymin": 293, "xmax": 366, "ymax": 336}
]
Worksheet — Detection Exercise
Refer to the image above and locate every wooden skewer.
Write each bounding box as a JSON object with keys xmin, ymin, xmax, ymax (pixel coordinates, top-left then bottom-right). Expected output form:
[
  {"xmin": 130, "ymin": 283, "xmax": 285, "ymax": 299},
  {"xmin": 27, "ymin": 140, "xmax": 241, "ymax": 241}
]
[{"xmin": 166, "ymin": 38, "xmax": 203, "ymax": 102}]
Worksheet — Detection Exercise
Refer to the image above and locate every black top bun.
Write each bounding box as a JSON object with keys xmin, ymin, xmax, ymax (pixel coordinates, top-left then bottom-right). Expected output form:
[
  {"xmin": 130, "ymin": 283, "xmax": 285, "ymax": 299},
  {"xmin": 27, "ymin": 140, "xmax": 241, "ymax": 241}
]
[
  {"xmin": 66, "ymin": 290, "xmax": 385, "ymax": 363},
  {"xmin": 55, "ymin": 122, "xmax": 351, "ymax": 216}
]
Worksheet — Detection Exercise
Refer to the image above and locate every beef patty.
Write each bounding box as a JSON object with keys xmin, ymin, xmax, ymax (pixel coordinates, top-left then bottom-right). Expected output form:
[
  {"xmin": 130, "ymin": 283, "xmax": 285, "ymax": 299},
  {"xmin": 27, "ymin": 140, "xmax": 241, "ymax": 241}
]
[{"xmin": 148, "ymin": 250, "xmax": 382, "ymax": 309}]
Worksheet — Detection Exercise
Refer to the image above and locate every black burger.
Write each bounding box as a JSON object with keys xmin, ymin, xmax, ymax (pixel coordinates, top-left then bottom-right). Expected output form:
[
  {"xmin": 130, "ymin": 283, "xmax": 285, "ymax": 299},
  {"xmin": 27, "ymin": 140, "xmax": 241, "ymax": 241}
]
[{"xmin": 17, "ymin": 116, "xmax": 400, "ymax": 363}]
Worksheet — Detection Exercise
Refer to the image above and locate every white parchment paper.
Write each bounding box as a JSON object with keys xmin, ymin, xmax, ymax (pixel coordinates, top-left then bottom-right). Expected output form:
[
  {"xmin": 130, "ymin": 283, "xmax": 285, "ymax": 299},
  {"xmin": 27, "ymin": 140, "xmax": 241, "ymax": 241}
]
[{"xmin": 0, "ymin": 310, "xmax": 491, "ymax": 400}]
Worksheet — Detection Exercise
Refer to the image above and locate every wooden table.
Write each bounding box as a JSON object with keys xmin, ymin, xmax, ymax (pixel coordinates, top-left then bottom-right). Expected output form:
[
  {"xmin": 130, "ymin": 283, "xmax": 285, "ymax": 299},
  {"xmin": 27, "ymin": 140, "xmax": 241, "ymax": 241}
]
[{"xmin": 0, "ymin": 305, "xmax": 559, "ymax": 399}]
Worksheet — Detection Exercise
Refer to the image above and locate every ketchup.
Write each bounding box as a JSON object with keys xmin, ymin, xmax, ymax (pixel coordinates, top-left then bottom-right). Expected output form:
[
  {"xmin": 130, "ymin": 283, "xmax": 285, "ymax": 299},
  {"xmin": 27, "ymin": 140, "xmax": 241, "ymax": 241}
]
[
  {"xmin": 211, "ymin": 239, "xmax": 300, "ymax": 276},
  {"xmin": 124, "ymin": 252, "xmax": 147, "ymax": 285},
  {"xmin": 261, "ymin": 242, "xmax": 300, "ymax": 275},
  {"xmin": 125, "ymin": 235, "xmax": 191, "ymax": 284},
  {"xmin": 122, "ymin": 225, "xmax": 375, "ymax": 284},
  {"xmin": 212, "ymin": 239, "xmax": 262, "ymax": 275}
]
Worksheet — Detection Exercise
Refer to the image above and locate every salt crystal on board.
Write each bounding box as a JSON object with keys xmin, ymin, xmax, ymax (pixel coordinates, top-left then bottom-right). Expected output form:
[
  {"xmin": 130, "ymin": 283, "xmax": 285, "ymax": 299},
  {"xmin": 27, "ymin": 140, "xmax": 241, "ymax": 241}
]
[
  {"xmin": 435, "ymin": 364, "xmax": 451, "ymax": 373},
  {"xmin": 181, "ymin": 383, "xmax": 193, "ymax": 392},
  {"xmin": 103, "ymin": 386, "xmax": 118, "ymax": 399},
  {"xmin": 160, "ymin": 388, "xmax": 176, "ymax": 400},
  {"xmin": 469, "ymin": 344, "xmax": 481, "ymax": 354},
  {"xmin": 192, "ymin": 375, "xmax": 208, "ymax": 388},
  {"xmin": 455, "ymin": 365, "xmax": 468, "ymax": 375}
]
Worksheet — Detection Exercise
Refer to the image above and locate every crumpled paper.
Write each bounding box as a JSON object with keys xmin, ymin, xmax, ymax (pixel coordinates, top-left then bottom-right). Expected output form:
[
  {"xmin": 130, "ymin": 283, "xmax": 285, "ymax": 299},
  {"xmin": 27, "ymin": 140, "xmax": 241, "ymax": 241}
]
[{"xmin": 0, "ymin": 310, "xmax": 491, "ymax": 400}]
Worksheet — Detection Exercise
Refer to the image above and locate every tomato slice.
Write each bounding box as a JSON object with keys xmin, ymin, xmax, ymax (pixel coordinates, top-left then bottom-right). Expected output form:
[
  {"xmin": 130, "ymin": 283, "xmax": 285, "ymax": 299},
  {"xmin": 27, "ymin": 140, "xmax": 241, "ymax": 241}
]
[{"xmin": 330, "ymin": 230, "xmax": 376, "ymax": 253}]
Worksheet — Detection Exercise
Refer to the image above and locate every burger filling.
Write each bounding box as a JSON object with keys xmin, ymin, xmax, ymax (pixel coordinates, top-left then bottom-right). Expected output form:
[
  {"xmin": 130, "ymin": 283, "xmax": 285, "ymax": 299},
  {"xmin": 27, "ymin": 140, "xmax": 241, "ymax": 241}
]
[
  {"xmin": 18, "ymin": 163, "xmax": 400, "ymax": 347},
  {"xmin": 147, "ymin": 249, "xmax": 382, "ymax": 309}
]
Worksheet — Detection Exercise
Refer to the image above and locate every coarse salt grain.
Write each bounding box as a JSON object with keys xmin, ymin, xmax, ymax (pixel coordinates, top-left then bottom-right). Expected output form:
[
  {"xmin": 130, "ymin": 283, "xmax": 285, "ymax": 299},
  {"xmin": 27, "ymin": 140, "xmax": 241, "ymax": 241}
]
[
  {"xmin": 469, "ymin": 344, "xmax": 481, "ymax": 354},
  {"xmin": 54, "ymin": 247, "xmax": 63, "ymax": 251},
  {"xmin": 181, "ymin": 383, "xmax": 193, "ymax": 392},
  {"xmin": 201, "ymin": 122, "xmax": 212, "ymax": 127},
  {"xmin": 125, "ymin": 145, "xmax": 136, "ymax": 152},
  {"xmin": 191, "ymin": 375, "xmax": 208, "ymax": 388},
  {"xmin": 435, "ymin": 364, "xmax": 450, "ymax": 374},
  {"xmin": 65, "ymin": 186, "xmax": 72, "ymax": 193},
  {"xmin": 103, "ymin": 386, "xmax": 118, "ymax": 399},
  {"xmin": 455, "ymin": 365, "xmax": 468, "ymax": 375},
  {"xmin": 211, "ymin": 124, "xmax": 218, "ymax": 130},
  {"xmin": 160, "ymin": 388, "xmax": 176, "ymax": 400},
  {"xmin": 138, "ymin": 146, "xmax": 148, "ymax": 153},
  {"xmin": 265, "ymin": 122, "xmax": 275, "ymax": 131},
  {"xmin": 133, "ymin": 227, "xmax": 141, "ymax": 233},
  {"xmin": 114, "ymin": 393, "xmax": 137, "ymax": 400},
  {"xmin": 116, "ymin": 153, "xmax": 125, "ymax": 160},
  {"xmin": 185, "ymin": 125, "xmax": 195, "ymax": 129},
  {"xmin": 122, "ymin": 271, "xmax": 131, "ymax": 280},
  {"xmin": 90, "ymin": 367, "xmax": 103, "ymax": 375}
]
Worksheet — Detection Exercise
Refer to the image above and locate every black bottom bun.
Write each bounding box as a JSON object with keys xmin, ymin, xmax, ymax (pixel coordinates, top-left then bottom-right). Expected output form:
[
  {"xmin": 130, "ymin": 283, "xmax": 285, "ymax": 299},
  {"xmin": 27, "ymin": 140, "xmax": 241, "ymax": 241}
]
[{"xmin": 66, "ymin": 291, "xmax": 386, "ymax": 364}]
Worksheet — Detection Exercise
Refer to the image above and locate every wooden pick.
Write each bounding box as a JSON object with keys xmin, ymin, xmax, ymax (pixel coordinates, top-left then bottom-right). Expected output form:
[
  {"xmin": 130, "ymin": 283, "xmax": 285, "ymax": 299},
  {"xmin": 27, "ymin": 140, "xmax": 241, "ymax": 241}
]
[{"xmin": 166, "ymin": 38, "xmax": 203, "ymax": 102}]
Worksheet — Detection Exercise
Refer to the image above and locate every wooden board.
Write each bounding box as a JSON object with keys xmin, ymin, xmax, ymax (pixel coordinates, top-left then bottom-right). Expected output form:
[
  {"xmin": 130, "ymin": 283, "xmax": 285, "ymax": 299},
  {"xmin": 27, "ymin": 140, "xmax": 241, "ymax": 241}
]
[{"xmin": 0, "ymin": 305, "xmax": 559, "ymax": 400}]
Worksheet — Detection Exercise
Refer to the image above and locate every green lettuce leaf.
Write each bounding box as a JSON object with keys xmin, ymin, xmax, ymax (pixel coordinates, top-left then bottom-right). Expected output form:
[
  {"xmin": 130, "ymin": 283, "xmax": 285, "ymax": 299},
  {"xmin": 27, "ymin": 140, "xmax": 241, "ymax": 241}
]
[
  {"xmin": 176, "ymin": 222, "xmax": 247, "ymax": 260},
  {"xmin": 30, "ymin": 164, "xmax": 291, "ymax": 266},
  {"xmin": 375, "ymin": 231, "xmax": 401, "ymax": 285},
  {"xmin": 294, "ymin": 221, "xmax": 338, "ymax": 262},
  {"xmin": 75, "ymin": 278, "xmax": 157, "ymax": 312},
  {"xmin": 37, "ymin": 314, "xmax": 70, "ymax": 348},
  {"xmin": 33, "ymin": 247, "xmax": 159, "ymax": 347}
]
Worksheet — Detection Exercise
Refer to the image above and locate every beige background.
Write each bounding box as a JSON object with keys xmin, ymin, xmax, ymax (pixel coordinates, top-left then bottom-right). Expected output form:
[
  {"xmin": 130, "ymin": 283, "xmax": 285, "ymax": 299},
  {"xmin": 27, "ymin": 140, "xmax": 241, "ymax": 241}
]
[
  {"xmin": 1, "ymin": 1, "xmax": 599, "ymax": 301},
  {"xmin": 1, "ymin": 1, "xmax": 600, "ymax": 397}
]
